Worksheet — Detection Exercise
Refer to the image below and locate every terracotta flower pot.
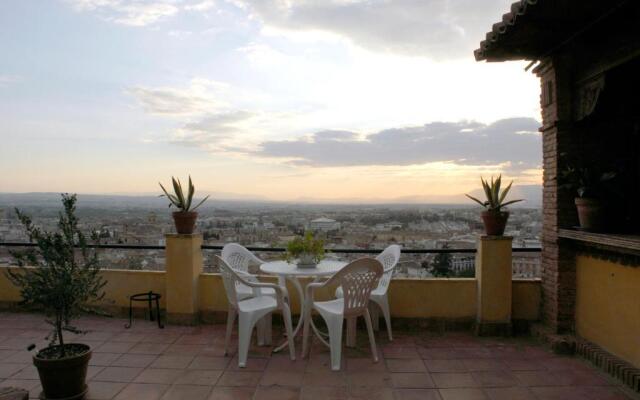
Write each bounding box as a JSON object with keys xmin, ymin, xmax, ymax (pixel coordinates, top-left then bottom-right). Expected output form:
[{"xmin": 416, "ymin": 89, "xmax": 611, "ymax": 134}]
[
  {"xmin": 481, "ymin": 211, "xmax": 510, "ymax": 236},
  {"xmin": 575, "ymin": 197, "xmax": 604, "ymax": 232},
  {"xmin": 172, "ymin": 211, "xmax": 198, "ymax": 234},
  {"xmin": 33, "ymin": 344, "xmax": 91, "ymax": 400}
]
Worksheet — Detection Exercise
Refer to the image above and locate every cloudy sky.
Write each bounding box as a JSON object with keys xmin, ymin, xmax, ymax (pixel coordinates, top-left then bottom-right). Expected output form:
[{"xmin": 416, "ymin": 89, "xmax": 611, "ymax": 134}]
[{"xmin": 0, "ymin": 0, "xmax": 541, "ymax": 202}]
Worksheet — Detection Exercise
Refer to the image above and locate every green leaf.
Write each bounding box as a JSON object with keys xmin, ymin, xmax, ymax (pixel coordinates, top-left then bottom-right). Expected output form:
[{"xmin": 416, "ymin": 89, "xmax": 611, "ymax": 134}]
[
  {"xmin": 191, "ymin": 195, "xmax": 209, "ymax": 211},
  {"xmin": 185, "ymin": 176, "xmax": 194, "ymax": 211},
  {"xmin": 465, "ymin": 194, "xmax": 487, "ymax": 208},
  {"xmin": 499, "ymin": 181, "xmax": 513, "ymax": 204},
  {"xmin": 501, "ymin": 199, "xmax": 524, "ymax": 207},
  {"xmin": 172, "ymin": 177, "xmax": 186, "ymax": 210}
]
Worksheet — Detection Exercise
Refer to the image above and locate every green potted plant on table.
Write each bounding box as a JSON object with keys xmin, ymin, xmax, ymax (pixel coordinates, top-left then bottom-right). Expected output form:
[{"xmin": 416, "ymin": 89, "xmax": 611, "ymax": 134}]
[
  {"xmin": 559, "ymin": 164, "xmax": 616, "ymax": 232},
  {"xmin": 466, "ymin": 175, "xmax": 523, "ymax": 236},
  {"xmin": 284, "ymin": 231, "xmax": 325, "ymax": 268},
  {"xmin": 6, "ymin": 194, "xmax": 106, "ymax": 400},
  {"xmin": 159, "ymin": 175, "xmax": 210, "ymax": 234}
]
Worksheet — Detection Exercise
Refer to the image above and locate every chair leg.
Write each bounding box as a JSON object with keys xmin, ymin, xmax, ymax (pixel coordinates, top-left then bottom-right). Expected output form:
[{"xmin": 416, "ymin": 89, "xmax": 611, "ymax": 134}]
[
  {"xmin": 224, "ymin": 307, "xmax": 236, "ymax": 357},
  {"xmin": 256, "ymin": 317, "xmax": 265, "ymax": 346},
  {"xmin": 237, "ymin": 313, "xmax": 256, "ymax": 368},
  {"xmin": 363, "ymin": 309, "xmax": 379, "ymax": 363},
  {"xmin": 125, "ymin": 297, "xmax": 133, "ymax": 329},
  {"xmin": 327, "ymin": 316, "xmax": 344, "ymax": 371},
  {"xmin": 155, "ymin": 296, "xmax": 164, "ymax": 329},
  {"xmin": 378, "ymin": 296, "xmax": 393, "ymax": 341},
  {"xmin": 282, "ymin": 305, "xmax": 296, "ymax": 361}
]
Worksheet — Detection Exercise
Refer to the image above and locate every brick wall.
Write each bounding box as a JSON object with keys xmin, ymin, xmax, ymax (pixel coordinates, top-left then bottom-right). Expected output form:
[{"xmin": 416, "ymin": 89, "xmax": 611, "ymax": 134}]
[{"xmin": 536, "ymin": 57, "xmax": 578, "ymax": 333}]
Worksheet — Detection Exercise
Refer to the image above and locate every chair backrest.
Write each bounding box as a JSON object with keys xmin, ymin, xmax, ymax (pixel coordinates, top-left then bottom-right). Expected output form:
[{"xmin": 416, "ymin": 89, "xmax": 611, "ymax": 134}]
[
  {"xmin": 221, "ymin": 243, "xmax": 264, "ymax": 273},
  {"xmin": 333, "ymin": 258, "xmax": 383, "ymax": 317},
  {"xmin": 216, "ymin": 255, "xmax": 241, "ymax": 309},
  {"xmin": 375, "ymin": 244, "xmax": 401, "ymax": 292}
]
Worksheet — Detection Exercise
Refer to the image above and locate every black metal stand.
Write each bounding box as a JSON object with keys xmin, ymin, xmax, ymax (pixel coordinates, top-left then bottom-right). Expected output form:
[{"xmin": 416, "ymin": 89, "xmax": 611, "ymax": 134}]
[{"xmin": 125, "ymin": 291, "xmax": 164, "ymax": 329}]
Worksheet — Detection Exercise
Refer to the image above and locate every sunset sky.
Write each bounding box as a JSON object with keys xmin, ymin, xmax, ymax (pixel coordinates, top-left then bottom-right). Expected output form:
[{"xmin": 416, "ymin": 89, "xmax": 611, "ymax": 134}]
[{"xmin": 0, "ymin": 0, "xmax": 541, "ymax": 202}]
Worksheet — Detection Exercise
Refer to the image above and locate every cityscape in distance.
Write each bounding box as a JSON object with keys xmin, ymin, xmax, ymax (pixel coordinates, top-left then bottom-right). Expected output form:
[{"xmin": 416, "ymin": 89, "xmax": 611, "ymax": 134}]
[{"xmin": 0, "ymin": 190, "xmax": 542, "ymax": 279}]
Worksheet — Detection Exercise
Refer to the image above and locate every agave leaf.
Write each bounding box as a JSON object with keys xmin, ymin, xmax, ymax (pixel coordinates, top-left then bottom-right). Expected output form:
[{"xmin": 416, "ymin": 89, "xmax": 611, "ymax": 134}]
[
  {"xmin": 185, "ymin": 176, "xmax": 194, "ymax": 211},
  {"xmin": 499, "ymin": 181, "xmax": 513, "ymax": 205},
  {"xmin": 191, "ymin": 195, "xmax": 210, "ymax": 211},
  {"xmin": 172, "ymin": 177, "xmax": 185, "ymax": 210},
  {"xmin": 501, "ymin": 199, "xmax": 524, "ymax": 207},
  {"xmin": 159, "ymin": 183, "xmax": 180, "ymax": 208},
  {"xmin": 465, "ymin": 194, "xmax": 487, "ymax": 208},
  {"xmin": 493, "ymin": 175, "xmax": 501, "ymax": 206},
  {"xmin": 481, "ymin": 178, "xmax": 492, "ymax": 205}
]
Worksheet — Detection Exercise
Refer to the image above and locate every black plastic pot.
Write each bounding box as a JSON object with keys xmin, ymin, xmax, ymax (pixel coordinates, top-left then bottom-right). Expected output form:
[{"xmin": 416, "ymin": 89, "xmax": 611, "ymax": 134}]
[{"xmin": 33, "ymin": 344, "xmax": 91, "ymax": 400}]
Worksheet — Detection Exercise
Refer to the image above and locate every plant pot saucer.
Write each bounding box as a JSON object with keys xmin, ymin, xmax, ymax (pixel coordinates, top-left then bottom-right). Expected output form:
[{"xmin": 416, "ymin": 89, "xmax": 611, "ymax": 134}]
[{"xmin": 39, "ymin": 385, "xmax": 88, "ymax": 400}]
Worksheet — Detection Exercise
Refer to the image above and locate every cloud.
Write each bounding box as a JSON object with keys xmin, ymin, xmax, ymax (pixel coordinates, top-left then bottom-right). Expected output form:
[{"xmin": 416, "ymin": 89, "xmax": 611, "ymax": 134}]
[
  {"xmin": 67, "ymin": 0, "xmax": 216, "ymax": 26},
  {"xmin": 127, "ymin": 79, "xmax": 230, "ymax": 116},
  {"xmin": 232, "ymin": 0, "xmax": 510, "ymax": 59},
  {"xmin": 172, "ymin": 110, "xmax": 255, "ymax": 146},
  {"xmin": 0, "ymin": 75, "xmax": 21, "ymax": 88},
  {"xmin": 255, "ymin": 118, "xmax": 541, "ymax": 170}
]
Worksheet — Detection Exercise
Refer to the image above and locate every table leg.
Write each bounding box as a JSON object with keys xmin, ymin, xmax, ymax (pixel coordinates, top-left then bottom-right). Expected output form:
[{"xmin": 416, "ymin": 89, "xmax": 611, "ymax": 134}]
[
  {"xmin": 155, "ymin": 296, "xmax": 164, "ymax": 329},
  {"xmin": 273, "ymin": 276, "xmax": 304, "ymax": 353},
  {"xmin": 125, "ymin": 297, "xmax": 133, "ymax": 329}
]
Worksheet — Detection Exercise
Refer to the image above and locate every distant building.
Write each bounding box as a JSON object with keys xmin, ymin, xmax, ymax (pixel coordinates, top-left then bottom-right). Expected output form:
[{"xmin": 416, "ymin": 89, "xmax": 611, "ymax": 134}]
[{"xmin": 309, "ymin": 217, "xmax": 340, "ymax": 232}]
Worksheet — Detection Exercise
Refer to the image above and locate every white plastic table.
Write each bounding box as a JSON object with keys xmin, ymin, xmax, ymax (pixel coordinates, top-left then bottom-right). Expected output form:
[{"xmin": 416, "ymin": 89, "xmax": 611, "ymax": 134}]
[{"xmin": 260, "ymin": 259, "xmax": 348, "ymax": 353}]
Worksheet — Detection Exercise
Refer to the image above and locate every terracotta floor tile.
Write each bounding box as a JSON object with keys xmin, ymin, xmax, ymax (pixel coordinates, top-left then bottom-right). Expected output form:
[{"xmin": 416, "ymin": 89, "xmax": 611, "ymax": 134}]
[
  {"xmin": 111, "ymin": 353, "xmax": 157, "ymax": 368},
  {"xmin": 111, "ymin": 333, "xmax": 147, "ymax": 343},
  {"xmin": 391, "ymin": 373, "xmax": 436, "ymax": 389},
  {"xmin": 438, "ymin": 388, "xmax": 488, "ymax": 400},
  {"xmin": 164, "ymin": 344, "xmax": 205, "ymax": 355},
  {"xmin": 227, "ymin": 356, "xmax": 269, "ymax": 371},
  {"xmin": 253, "ymin": 386, "xmax": 300, "ymax": 400},
  {"xmin": 94, "ymin": 342, "xmax": 135, "ymax": 354},
  {"xmin": 303, "ymin": 371, "xmax": 347, "ymax": 387},
  {"xmin": 0, "ymin": 379, "xmax": 40, "ymax": 391},
  {"xmin": 556, "ymin": 369, "xmax": 614, "ymax": 386},
  {"xmin": 513, "ymin": 371, "xmax": 563, "ymax": 387},
  {"xmin": 348, "ymin": 387, "xmax": 394, "ymax": 400},
  {"xmin": 0, "ymin": 363, "xmax": 27, "ymax": 379},
  {"xmin": 3, "ymin": 351, "xmax": 33, "ymax": 364},
  {"xmin": 383, "ymin": 346, "xmax": 420, "ymax": 359},
  {"xmin": 431, "ymin": 373, "xmax": 479, "ymax": 389},
  {"xmin": 260, "ymin": 370, "xmax": 304, "ymax": 387},
  {"xmin": 90, "ymin": 352, "xmax": 121, "ymax": 367},
  {"xmin": 174, "ymin": 369, "xmax": 222, "ymax": 386},
  {"xmin": 129, "ymin": 343, "xmax": 170, "ymax": 355},
  {"xmin": 188, "ymin": 356, "xmax": 229, "ymax": 370},
  {"xmin": 393, "ymin": 389, "xmax": 443, "ymax": 400},
  {"xmin": 425, "ymin": 360, "xmax": 467, "ymax": 373},
  {"xmin": 267, "ymin": 355, "xmax": 307, "ymax": 371},
  {"xmin": 9, "ymin": 366, "xmax": 39, "ymax": 380},
  {"xmin": 501, "ymin": 359, "xmax": 546, "ymax": 371},
  {"xmin": 461, "ymin": 359, "xmax": 505, "ymax": 372},
  {"xmin": 86, "ymin": 381, "xmax": 127, "ymax": 400},
  {"xmin": 151, "ymin": 355, "xmax": 195, "ymax": 369},
  {"xmin": 386, "ymin": 359, "xmax": 427, "ymax": 373},
  {"xmin": 217, "ymin": 371, "xmax": 263, "ymax": 387},
  {"xmin": 160, "ymin": 384, "xmax": 212, "ymax": 400},
  {"xmin": 470, "ymin": 371, "xmax": 518, "ymax": 387},
  {"xmin": 134, "ymin": 368, "xmax": 184, "ymax": 384},
  {"xmin": 346, "ymin": 357, "xmax": 386, "ymax": 372},
  {"xmin": 113, "ymin": 383, "xmax": 169, "ymax": 400},
  {"xmin": 347, "ymin": 372, "xmax": 392, "ymax": 388},
  {"xmin": 529, "ymin": 386, "xmax": 590, "ymax": 400},
  {"xmin": 93, "ymin": 366, "xmax": 144, "ymax": 383},
  {"xmin": 300, "ymin": 386, "xmax": 348, "ymax": 400},
  {"xmin": 484, "ymin": 387, "xmax": 536, "ymax": 400},
  {"xmin": 207, "ymin": 386, "xmax": 255, "ymax": 400}
]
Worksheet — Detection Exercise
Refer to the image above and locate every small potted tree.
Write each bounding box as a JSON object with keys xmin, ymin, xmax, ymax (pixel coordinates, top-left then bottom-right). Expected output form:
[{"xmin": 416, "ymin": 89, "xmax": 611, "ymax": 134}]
[
  {"xmin": 466, "ymin": 175, "xmax": 523, "ymax": 236},
  {"xmin": 159, "ymin": 175, "xmax": 210, "ymax": 234},
  {"xmin": 6, "ymin": 194, "xmax": 106, "ymax": 400},
  {"xmin": 284, "ymin": 231, "xmax": 325, "ymax": 268},
  {"xmin": 559, "ymin": 164, "xmax": 616, "ymax": 232}
]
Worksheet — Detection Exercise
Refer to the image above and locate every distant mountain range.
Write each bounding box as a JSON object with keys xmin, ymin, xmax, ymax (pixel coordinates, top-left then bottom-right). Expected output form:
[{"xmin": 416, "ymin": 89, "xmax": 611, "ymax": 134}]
[{"xmin": 0, "ymin": 185, "xmax": 541, "ymax": 209}]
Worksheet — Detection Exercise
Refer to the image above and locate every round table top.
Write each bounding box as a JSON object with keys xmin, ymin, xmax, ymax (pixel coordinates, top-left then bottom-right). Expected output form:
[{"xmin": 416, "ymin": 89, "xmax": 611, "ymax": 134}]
[{"xmin": 260, "ymin": 259, "xmax": 347, "ymax": 277}]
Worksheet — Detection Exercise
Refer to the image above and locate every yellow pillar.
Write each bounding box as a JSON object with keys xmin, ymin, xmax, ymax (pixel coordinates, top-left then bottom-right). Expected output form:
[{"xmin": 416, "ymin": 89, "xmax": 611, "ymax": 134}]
[
  {"xmin": 475, "ymin": 236, "xmax": 513, "ymax": 336},
  {"xmin": 165, "ymin": 234, "xmax": 203, "ymax": 324}
]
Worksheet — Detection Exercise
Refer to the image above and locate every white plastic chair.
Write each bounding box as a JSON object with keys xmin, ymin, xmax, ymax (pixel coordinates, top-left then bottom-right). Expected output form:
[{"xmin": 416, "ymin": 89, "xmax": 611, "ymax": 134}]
[
  {"xmin": 217, "ymin": 256, "xmax": 296, "ymax": 368},
  {"xmin": 335, "ymin": 244, "xmax": 401, "ymax": 341},
  {"xmin": 221, "ymin": 243, "xmax": 276, "ymax": 344},
  {"xmin": 302, "ymin": 258, "xmax": 383, "ymax": 371}
]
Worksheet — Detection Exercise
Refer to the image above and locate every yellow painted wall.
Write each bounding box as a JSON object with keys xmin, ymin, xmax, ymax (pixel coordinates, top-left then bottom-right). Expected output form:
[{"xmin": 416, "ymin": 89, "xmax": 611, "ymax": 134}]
[
  {"xmin": 0, "ymin": 266, "xmax": 540, "ymax": 322},
  {"xmin": 576, "ymin": 255, "xmax": 640, "ymax": 367}
]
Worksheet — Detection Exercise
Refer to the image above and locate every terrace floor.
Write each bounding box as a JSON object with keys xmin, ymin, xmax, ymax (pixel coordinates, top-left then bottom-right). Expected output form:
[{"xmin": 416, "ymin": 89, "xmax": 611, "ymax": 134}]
[{"xmin": 0, "ymin": 312, "xmax": 637, "ymax": 400}]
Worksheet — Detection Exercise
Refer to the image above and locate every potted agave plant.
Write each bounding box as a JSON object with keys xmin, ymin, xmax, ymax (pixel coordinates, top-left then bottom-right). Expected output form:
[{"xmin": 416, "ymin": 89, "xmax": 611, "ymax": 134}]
[
  {"xmin": 159, "ymin": 175, "xmax": 210, "ymax": 234},
  {"xmin": 6, "ymin": 194, "xmax": 106, "ymax": 400},
  {"xmin": 284, "ymin": 231, "xmax": 325, "ymax": 268},
  {"xmin": 466, "ymin": 175, "xmax": 523, "ymax": 236}
]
